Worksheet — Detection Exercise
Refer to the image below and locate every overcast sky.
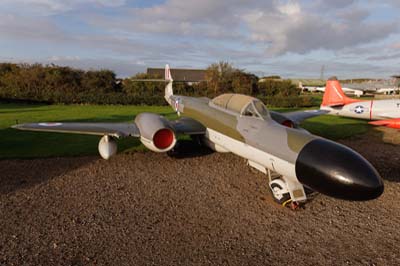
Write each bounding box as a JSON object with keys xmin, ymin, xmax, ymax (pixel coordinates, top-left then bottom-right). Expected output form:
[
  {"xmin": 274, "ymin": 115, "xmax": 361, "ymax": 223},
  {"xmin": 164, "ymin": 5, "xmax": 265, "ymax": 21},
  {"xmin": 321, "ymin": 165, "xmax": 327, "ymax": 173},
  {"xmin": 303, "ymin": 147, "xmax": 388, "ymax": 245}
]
[{"xmin": 1, "ymin": 0, "xmax": 399, "ymax": 78}]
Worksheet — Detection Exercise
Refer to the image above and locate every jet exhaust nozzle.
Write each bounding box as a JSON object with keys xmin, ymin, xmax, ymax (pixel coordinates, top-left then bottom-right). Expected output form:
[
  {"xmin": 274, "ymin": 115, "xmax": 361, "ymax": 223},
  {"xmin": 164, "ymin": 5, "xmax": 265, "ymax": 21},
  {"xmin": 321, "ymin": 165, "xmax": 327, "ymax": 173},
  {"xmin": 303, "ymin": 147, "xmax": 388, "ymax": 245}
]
[{"xmin": 295, "ymin": 139, "xmax": 384, "ymax": 201}]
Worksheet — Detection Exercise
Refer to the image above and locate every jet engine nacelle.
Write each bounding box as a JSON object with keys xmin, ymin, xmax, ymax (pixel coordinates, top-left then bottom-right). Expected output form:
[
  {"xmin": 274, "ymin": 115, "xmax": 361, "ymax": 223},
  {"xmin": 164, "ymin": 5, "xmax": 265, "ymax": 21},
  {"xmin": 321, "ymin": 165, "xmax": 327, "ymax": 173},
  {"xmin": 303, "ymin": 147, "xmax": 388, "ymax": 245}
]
[
  {"xmin": 98, "ymin": 135, "xmax": 118, "ymax": 160},
  {"xmin": 135, "ymin": 112, "xmax": 177, "ymax": 152}
]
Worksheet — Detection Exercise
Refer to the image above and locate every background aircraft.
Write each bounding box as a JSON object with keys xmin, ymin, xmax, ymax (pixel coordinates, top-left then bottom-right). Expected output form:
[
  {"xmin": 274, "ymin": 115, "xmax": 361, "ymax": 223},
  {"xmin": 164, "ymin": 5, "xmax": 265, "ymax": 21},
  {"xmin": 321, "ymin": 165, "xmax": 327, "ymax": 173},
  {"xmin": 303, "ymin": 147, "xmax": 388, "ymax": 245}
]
[
  {"xmin": 321, "ymin": 77, "xmax": 400, "ymax": 128},
  {"xmin": 13, "ymin": 66, "xmax": 383, "ymax": 208},
  {"xmin": 299, "ymin": 83, "xmax": 363, "ymax": 97}
]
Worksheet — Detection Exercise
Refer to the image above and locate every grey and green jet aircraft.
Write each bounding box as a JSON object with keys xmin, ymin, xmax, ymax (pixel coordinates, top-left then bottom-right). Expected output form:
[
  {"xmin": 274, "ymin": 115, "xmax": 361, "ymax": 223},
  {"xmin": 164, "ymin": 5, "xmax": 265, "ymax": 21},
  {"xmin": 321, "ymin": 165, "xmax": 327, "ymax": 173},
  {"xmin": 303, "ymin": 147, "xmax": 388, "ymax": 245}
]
[{"xmin": 13, "ymin": 65, "xmax": 384, "ymax": 208}]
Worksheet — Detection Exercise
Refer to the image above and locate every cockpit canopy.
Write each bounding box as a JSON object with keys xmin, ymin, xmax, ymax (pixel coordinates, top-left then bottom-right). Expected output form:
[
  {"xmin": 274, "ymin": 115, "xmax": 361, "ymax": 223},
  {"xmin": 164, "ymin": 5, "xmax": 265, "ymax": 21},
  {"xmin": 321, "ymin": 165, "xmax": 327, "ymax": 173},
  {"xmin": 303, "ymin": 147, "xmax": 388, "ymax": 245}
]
[{"xmin": 211, "ymin": 93, "xmax": 270, "ymax": 120}]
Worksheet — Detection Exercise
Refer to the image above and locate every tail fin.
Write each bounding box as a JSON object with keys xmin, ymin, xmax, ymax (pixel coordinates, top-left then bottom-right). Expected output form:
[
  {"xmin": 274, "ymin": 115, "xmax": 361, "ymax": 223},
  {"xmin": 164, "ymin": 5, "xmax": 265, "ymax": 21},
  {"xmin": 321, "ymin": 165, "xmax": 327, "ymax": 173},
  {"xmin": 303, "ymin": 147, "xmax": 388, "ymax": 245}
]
[
  {"xmin": 164, "ymin": 64, "xmax": 174, "ymax": 104},
  {"xmin": 321, "ymin": 76, "xmax": 360, "ymax": 107},
  {"xmin": 165, "ymin": 64, "xmax": 173, "ymax": 82}
]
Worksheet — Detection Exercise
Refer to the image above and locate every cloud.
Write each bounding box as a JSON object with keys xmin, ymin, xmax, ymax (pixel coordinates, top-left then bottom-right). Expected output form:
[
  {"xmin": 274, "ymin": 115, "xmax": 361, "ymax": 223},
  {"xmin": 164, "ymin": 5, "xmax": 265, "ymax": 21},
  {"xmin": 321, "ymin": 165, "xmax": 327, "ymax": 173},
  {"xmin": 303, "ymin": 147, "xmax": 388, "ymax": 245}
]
[
  {"xmin": 48, "ymin": 55, "xmax": 80, "ymax": 61},
  {"xmin": 312, "ymin": 0, "xmax": 356, "ymax": 10},
  {"xmin": 252, "ymin": 58, "xmax": 400, "ymax": 79},
  {"xmin": 0, "ymin": 14, "xmax": 66, "ymax": 41},
  {"xmin": 242, "ymin": 2, "xmax": 398, "ymax": 55},
  {"xmin": 46, "ymin": 56, "xmax": 145, "ymax": 77},
  {"xmin": 6, "ymin": 56, "xmax": 146, "ymax": 77},
  {"xmin": 337, "ymin": 8, "xmax": 370, "ymax": 23},
  {"xmin": 83, "ymin": 0, "xmax": 399, "ymax": 57},
  {"xmin": 1, "ymin": 0, "xmax": 400, "ymax": 78},
  {"xmin": 390, "ymin": 42, "xmax": 400, "ymax": 49},
  {"xmin": 85, "ymin": 0, "xmax": 259, "ymax": 40},
  {"xmin": 0, "ymin": 0, "xmax": 126, "ymax": 15},
  {"xmin": 367, "ymin": 52, "xmax": 400, "ymax": 61}
]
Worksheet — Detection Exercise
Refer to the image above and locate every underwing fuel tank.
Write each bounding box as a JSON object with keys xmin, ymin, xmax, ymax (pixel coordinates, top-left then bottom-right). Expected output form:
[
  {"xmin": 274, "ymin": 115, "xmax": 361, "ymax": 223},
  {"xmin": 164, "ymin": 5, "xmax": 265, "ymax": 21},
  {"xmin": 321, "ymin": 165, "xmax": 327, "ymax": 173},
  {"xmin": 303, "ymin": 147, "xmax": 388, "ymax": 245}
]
[{"xmin": 295, "ymin": 138, "xmax": 384, "ymax": 201}]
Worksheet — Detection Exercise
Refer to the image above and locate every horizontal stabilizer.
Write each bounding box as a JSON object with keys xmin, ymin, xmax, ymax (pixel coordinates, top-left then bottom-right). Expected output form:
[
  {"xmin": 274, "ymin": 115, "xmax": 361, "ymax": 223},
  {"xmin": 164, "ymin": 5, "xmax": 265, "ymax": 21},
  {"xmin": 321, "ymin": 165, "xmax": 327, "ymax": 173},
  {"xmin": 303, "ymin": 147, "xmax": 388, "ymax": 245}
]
[{"xmin": 369, "ymin": 118, "xmax": 400, "ymax": 129}]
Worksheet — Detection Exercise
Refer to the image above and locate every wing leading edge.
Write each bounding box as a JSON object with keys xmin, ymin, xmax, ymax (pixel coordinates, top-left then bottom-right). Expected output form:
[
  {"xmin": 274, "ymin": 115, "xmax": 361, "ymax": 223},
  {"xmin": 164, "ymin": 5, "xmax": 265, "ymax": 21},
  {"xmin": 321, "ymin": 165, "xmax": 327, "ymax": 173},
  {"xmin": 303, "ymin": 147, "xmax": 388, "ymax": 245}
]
[{"xmin": 12, "ymin": 122, "xmax": 140, "ymax": 138}]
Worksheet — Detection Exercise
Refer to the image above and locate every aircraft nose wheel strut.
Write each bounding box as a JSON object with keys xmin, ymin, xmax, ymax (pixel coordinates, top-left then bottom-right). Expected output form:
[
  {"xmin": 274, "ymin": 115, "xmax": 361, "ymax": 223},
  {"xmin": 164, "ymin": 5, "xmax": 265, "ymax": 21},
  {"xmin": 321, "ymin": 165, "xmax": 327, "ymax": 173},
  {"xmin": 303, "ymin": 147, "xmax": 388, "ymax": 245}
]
[
  {"xmin": 267, "ymin": 169, "xmax": 305, "ymax": 210},
  {"xmin": 269, "ymin": 179, "xmax": 291, "ymax": 205}
]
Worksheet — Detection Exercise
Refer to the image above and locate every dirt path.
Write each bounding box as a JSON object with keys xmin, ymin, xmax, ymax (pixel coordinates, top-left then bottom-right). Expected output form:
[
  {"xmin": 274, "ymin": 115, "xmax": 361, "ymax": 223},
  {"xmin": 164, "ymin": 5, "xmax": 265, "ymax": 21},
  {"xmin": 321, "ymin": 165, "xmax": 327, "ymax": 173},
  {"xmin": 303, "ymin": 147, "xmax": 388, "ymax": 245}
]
[{"xmin": 1, "ymin": 130, "xmax": 400, "ymax": 265}]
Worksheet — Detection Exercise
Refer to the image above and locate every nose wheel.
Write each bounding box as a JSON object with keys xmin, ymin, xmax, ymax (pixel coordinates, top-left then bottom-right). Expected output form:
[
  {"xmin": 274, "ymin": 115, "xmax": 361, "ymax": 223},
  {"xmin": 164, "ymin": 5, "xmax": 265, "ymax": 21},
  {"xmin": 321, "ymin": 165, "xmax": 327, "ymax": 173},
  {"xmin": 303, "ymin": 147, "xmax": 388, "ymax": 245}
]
[
  {"xmin": 267, "ymin": 169, "xmax": 306, "ymax": 210},
  {"xmin": 269, "ymin": 179, "xmax": 291, "ymax": 205}
]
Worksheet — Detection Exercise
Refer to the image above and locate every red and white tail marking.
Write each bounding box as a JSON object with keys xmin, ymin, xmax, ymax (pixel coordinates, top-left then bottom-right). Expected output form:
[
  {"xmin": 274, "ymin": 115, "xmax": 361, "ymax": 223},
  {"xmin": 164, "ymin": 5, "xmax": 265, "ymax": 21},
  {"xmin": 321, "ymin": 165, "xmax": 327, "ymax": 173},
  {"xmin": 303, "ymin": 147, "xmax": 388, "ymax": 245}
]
[
  {"xmin": 321, "ymin": 77, "xmax": 361, "ymax": 106},
  {"xmin": 165, "ymin": 64, "xmax": 173, "ymax": 81}
]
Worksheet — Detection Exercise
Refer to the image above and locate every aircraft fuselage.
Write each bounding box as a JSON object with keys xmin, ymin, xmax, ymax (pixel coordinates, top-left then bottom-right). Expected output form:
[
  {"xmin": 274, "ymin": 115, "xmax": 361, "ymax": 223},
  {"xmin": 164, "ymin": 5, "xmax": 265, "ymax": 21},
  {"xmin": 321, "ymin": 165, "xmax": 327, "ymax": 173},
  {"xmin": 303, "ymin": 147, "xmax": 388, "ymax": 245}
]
[
  {"xmin": 321, "ymin": 99, "xmax": 400, "ymax": 120},
  {"xmin": 171, "ymin": 94, "xmax": 383, "ymax": 202}
]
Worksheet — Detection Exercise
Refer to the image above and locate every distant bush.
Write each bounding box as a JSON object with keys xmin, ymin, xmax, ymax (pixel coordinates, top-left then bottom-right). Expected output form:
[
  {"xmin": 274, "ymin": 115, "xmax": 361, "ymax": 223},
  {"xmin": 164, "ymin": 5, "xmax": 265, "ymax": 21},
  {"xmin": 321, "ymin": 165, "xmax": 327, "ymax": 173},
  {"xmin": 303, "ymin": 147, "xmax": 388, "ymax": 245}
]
[
  {"xmin": 262, "ymin": 75, "xmax": 281, "ymax": 79},
  {"xmin": 258, "ymin": 79, "xmax": 299, "ymax": 97},
  {"xmin": 0, "ymin": 62, "xmax": 320, "ymax": 107},
  {"xmin": 77, "ymin": 94, "xmax": 166, "ymax": 105},
  {"xmin": 262, "ymin": 95, "xmax": 316, "ymax": 108}
]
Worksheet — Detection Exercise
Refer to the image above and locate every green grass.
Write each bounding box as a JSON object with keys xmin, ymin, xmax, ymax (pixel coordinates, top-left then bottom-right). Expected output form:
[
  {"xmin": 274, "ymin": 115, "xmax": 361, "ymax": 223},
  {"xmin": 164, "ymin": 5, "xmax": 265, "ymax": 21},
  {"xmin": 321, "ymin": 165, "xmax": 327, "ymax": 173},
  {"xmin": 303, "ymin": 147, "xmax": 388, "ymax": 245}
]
[
  {"xmin": 300, "ymin": 115, "xmax": 370, "ymax": 140},
  {"xmin": 1, "ymin": 103, "xmax": 370, "ymax": 159}
]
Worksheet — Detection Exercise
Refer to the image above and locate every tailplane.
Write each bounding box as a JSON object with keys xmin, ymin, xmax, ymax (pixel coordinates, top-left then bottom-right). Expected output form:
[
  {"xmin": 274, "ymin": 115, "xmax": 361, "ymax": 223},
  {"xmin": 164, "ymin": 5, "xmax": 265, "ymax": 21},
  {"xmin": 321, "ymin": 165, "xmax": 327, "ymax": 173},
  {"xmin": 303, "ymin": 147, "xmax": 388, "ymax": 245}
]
[
  {"xmin": 321, "ymin": 77, "xmax": 360, "ymax": 107},
  {"xmin": 164, "ymin": 64, "xmax": 174, "ymax": 104},
  {"xmin": 369, "ymin": 118, "xmax": 400, "ymax": 129}
]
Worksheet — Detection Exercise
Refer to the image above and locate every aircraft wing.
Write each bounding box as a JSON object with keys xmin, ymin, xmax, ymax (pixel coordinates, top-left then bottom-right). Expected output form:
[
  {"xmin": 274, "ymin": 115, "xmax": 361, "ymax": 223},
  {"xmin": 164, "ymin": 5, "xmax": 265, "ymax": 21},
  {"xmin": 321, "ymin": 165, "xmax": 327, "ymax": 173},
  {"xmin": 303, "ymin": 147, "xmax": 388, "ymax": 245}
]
[
  {"xmin": 170, "ymin": 117, "xmax": 206, "ymax": 135},
  {"xmin": 12, "ymin": 117, "xmax": 206, "ymax": 137},
  {"xmin": 279, "ymin": 109, "xmax": 329, "ymax": 124},
  {"xmin": 12, "ymin": 122, "xmax": 141, "ymax": 138}
]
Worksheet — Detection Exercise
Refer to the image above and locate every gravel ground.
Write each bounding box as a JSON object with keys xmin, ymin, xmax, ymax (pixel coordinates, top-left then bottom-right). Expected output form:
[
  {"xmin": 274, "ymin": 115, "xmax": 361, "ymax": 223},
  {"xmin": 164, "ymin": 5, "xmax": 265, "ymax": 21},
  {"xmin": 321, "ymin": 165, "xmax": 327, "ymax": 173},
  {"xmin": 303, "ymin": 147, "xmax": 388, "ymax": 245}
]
[{"xmin": 1, "ymin": 129, "xmax": 400, "ymax": 266}]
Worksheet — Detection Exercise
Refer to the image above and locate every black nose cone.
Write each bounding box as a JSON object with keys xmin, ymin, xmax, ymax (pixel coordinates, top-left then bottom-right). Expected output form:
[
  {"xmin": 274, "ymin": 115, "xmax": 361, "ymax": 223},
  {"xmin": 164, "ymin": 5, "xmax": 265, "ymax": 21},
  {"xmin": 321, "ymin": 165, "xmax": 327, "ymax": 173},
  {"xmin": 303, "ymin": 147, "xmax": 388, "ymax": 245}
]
[{"xmin": 295, "ymin": 139, "xmax": 383, "ymax": 201}]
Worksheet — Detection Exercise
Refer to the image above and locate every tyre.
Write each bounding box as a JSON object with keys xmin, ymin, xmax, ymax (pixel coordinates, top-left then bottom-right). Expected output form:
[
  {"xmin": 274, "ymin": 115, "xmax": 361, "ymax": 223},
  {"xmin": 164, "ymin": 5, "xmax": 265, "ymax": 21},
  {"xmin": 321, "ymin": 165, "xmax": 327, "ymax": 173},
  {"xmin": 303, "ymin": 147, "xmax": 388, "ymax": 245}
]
[{"xmin": 269, "ymin": 179, "xmax": 291, "ymax": 205}]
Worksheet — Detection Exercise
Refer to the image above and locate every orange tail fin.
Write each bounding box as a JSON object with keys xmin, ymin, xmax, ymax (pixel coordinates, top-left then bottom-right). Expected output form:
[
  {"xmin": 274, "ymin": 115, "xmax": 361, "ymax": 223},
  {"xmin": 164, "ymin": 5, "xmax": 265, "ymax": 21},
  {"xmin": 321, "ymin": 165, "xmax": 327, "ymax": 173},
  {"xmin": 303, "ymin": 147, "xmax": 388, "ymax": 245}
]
[{"xmin": 321, "ymin": 77, "xmax": 360, "ymax": 106}]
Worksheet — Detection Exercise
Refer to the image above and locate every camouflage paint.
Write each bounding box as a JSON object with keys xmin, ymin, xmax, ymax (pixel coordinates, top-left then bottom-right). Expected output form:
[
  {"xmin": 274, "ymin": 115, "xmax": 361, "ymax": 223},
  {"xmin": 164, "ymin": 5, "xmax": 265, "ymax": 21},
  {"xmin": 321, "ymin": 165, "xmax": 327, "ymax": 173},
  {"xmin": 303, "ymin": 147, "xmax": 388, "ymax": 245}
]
[
  {"xmin": 286, "ymin": 129, "xmax": 316, "ymax": 153},
  {"xmin": 172, "ymin": 94, "xmax": 317, "ymax": 164},
  {"xmin": 180, "ymin": 97, "xmax": 245, "ymax": 142}
]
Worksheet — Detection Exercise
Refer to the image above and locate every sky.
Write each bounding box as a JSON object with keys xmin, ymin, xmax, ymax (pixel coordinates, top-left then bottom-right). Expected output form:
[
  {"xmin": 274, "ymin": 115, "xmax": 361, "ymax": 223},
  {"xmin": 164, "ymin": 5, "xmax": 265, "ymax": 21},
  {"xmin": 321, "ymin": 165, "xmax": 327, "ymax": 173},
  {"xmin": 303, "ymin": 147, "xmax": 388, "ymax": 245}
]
[{"xmin": 0, "ymin": 0, "xmax": 399, "ymax": 78}]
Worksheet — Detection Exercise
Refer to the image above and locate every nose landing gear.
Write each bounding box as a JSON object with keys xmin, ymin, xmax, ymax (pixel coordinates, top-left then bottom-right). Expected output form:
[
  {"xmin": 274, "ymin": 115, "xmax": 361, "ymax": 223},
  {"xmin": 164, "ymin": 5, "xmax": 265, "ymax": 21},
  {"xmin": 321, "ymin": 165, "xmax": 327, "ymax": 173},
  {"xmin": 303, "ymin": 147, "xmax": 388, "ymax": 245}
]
[
  {"xmin": 269, "ymin": 179, "xmax": 291, "ymax": 204},
  {"xmin": 267, "ymin": 169, "xmax": 306, "ymax": 210}
]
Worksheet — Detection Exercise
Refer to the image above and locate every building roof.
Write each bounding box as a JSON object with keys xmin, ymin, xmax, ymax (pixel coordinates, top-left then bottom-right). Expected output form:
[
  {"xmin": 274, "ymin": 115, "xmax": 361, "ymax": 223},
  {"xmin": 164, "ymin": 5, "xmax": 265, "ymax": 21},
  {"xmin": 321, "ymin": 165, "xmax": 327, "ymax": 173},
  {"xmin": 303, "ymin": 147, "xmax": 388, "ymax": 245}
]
[{"xmin": 147, "ymin": 68, "xmax": 206, "ymax": 82}]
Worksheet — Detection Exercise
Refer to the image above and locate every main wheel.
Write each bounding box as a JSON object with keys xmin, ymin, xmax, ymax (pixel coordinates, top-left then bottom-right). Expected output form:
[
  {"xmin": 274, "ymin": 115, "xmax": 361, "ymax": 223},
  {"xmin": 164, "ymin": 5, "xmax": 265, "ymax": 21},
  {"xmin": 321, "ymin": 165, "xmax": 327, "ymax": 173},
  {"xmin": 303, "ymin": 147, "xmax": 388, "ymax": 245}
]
[{"xmin": 269, "ymin": 179, "xmax": 291, "ymax": 205}]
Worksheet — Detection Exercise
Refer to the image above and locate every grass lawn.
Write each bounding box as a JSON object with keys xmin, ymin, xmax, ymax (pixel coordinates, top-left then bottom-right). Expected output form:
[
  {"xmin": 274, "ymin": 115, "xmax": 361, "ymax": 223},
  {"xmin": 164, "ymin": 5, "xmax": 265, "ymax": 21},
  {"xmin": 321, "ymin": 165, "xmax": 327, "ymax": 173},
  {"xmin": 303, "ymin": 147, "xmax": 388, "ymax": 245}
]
[{"xmin": 0, "ymin": 103, "xmax": 370, "ymax": 159}]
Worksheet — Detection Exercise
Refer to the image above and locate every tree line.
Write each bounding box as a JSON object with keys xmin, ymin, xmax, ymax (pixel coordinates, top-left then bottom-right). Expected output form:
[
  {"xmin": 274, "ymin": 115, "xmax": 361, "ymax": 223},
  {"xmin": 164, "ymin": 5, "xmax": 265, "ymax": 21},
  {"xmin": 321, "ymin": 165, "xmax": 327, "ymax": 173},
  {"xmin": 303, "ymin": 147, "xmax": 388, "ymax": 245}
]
[{"xmin": 0, "ymin": 62, "xmax": 316, "ymax": 107}]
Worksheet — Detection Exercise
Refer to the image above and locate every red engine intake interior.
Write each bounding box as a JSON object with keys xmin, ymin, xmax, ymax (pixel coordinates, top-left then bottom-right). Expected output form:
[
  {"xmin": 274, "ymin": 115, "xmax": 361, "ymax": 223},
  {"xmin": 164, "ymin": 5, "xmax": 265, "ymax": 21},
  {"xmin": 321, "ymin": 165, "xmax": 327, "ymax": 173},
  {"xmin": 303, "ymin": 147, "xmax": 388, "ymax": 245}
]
[
  {"xmin": 153, "ymin": 128, "xmax": 174, "ymax": 149},
  {"xmin": 281, "ymin": 120, "xmax": 294, "ymax": 128}
]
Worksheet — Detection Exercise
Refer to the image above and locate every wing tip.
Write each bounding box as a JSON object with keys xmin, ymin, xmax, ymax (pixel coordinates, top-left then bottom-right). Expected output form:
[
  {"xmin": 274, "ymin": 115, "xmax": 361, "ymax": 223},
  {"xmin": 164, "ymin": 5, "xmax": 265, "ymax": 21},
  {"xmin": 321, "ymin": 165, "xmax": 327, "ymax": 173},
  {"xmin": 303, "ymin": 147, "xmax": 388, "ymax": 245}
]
[{"xmin": 11, "ymin": 124, "xmax": 22, "ymax": 129}]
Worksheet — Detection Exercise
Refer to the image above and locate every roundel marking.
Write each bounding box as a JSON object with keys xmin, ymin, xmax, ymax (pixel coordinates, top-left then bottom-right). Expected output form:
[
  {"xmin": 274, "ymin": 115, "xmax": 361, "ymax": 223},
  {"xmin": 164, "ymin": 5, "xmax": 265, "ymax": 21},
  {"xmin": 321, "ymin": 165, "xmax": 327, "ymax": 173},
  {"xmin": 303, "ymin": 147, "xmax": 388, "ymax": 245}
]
[{"xmin": 354, "ymin": 105, "xmax": 364, "ymax": 114}]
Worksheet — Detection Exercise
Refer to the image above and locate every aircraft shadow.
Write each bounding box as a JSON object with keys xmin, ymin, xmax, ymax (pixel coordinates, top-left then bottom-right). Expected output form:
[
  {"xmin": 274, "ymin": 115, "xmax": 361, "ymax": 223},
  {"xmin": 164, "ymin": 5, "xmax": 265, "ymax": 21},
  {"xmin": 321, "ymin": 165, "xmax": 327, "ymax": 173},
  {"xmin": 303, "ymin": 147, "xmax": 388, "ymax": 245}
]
[{"xmin": 167, "ymin": 139, "xmax": 214, "ymax": 159}]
